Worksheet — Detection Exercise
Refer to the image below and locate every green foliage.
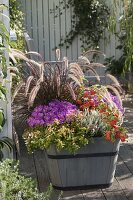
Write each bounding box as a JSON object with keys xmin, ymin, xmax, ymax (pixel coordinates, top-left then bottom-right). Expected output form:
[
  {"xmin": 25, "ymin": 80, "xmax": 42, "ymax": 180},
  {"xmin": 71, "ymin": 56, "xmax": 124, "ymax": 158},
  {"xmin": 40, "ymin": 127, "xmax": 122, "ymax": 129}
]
[
  {"xmin": 108, "ymin": 0, "xmax": 133, "ymax": 74},
  {"xmin": 0, "ymin": 20, "xmax": 9, "ymax": 44},
  {"xmin": 0, "ymin": 83, "xmax": 7, "ymax": 101},
  {"xmin": 9, "ymin": 0, "xmax": 24, "ymax": 50},
  {"xmin": 53, "ymin": 0, "xmax": 110, "ymax": 50},
  {"xmin": 0, "ymin": 159, "xmax": 53, "ymax": 200},
  {"xmin": 23, "ymin": 118, "xmax": 89, "ymax": 153},
  {"xmin": 105, "ymin": 56, "xmax": 125, "ymax": 75},
  {"xmin": 0, "ymin": 108, "xmax": 5, "ymax": 132},
  {"xmin": 81, "ymin": 109, "xmax": 107, "ymax": 137}
]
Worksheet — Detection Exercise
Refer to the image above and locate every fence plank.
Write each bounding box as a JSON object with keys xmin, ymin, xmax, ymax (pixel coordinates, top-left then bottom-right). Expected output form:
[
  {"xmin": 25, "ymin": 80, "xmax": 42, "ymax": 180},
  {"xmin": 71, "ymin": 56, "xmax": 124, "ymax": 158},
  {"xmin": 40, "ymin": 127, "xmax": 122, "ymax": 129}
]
[
  {"xmin": 49, "ymin": 0, "xmax": 56, "ymax": 60},
  {"xmin": 65, "ymin": 5, "xmax": 72, "ymax": 60},
  {"xmin": 31, "ymin": 0, "xmax": 38, "ymax": 52},
  {"xmin": 54, "ymin": 0, "xmax": 61, "ymax": 59},
  {"xmin": 25, "ymin": 0, "xmax": 32, "ymax": 37},
  {"xmin": 43, "ymin": 0, "xmax": 50, "ymax": 60},
  {"xmin": 59, "ymin": 0, "xmax": 67, "ymax": 59},
  {"xmin": 37, "ymin": 0, "xmax": 44, "ymax": 59}
]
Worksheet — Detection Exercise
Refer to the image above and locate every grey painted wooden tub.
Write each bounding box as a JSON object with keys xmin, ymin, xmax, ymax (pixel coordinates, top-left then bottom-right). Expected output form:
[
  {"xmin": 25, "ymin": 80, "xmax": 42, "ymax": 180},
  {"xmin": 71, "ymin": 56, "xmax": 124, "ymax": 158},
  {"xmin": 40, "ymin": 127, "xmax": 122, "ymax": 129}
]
[{"xmin": 46, "ymin": 138, "xmax": 120, "ymax": 190}]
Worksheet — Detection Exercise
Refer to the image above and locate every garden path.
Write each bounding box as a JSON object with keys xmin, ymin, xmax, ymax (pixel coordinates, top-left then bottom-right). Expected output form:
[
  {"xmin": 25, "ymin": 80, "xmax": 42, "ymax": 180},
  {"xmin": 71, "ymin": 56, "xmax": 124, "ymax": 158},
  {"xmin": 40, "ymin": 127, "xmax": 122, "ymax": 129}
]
[{"xmin": 18, "ymin": 95, "xmax": 133, "ymax": 200}]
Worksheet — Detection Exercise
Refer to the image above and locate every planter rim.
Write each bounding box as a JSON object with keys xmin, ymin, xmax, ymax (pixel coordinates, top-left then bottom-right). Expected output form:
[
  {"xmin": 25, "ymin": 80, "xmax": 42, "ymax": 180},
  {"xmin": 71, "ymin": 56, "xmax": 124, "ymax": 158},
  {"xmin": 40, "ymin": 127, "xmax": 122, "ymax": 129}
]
[{"xmin": 47, "ymin": 138, "xmax": 120, "ymax": 156}]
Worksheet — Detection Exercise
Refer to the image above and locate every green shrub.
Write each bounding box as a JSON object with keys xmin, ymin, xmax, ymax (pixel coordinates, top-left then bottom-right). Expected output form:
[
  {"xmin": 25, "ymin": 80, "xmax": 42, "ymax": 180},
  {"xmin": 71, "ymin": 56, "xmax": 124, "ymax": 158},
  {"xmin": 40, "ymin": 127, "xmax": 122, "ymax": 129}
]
[{"xmin": 0, "ymin": 159, "xmax": 53, "ymax": 200}]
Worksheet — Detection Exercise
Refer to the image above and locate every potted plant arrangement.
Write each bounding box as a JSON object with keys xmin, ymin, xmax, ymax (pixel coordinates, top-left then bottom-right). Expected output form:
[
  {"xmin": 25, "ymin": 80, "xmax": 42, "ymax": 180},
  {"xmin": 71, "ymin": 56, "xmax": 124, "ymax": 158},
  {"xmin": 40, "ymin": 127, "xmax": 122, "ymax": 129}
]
[{"xmin": 12, "ymin": 50, "xmax": 128, "ymax": 190}]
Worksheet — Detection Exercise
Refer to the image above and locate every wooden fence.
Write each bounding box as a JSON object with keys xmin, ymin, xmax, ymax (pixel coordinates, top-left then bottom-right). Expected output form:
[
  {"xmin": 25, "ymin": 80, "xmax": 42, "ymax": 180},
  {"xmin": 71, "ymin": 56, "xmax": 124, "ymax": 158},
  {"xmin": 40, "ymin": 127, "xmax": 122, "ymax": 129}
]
[{"xmin": 20, "ymin": 0, "xmax": 122, "ymax": 64}]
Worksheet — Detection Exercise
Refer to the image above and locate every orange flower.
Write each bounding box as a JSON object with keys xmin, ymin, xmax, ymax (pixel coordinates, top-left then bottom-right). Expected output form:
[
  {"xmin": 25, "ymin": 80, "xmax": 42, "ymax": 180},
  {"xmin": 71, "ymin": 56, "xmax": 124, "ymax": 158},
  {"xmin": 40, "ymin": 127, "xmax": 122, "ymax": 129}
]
[
  {"xmin": 103, "ymin": 112, "xmax": 109, "ymax": 116},
  {"xmin": 90, "ymin": 89, "xmax": 95, "ymax": 95},
  {"xmin": 110, "ymin": 120, "xmax": 117, "ymax": 127},
  {"xmin": 115, "ymin": 131, "xmax": 121, "ymax": 139},
  {"xmin": 89, "ymin": 99, "xmax": 95, "ymax": 107},
  {"xmin": 76, "ymin": 99, "xmax": 82, "ymax": 105},
  {"xmin": 105, "ymin": 131, "xmax": 111, "ymax": 141},
  {"xmin": 113, "ymin": 125, "xmax": 119, "ymax": 129},
  {"xmin": 114, "ymin": 113, "xmax": 119, "ymax": 118},
  {"xmin": 99, "ymin": 109, "xmax": 105, "ymax": 113},
  {"xmin": 80, "ymin": 105, "xmax": 85, "ymax": 111},
  {"xmin": 83, "ymin": 92, "xmax": 89, "ymax": 98},
  {"xmin": 120, "ymin": 136, "xmax": 126, "ymax": 142},
  {"xmin": 83, "ymin": 102, "xmax": 90, "ymax": 108},
  {"xmin": 99, "ymin": 106, "xmax": 107, "ymax": 113}
]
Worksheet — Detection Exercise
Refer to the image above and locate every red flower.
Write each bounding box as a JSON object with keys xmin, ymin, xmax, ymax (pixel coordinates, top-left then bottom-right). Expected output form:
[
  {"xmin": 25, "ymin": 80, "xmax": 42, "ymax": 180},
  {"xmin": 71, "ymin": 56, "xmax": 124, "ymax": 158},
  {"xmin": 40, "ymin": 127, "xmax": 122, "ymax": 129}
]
[
  {"xmin": 113, "ymin": 125, "xmax": 119, "ymax": 129},
  {"xmin": 83, "ymin": 91, "xmax": 89, "ymax": 98},
  {"xmin": 99, "ymin": 109, "xmax": 105, "ymax": 113},
  {"xmin": 76, "ymin": 99, "xmax": 82, "ymax": 105},
  {"xmin": 90, "ymin": 89, "xmax": 95, "ymax": 95},
  {"xmin": 103, "ymin": 112, "xmax": 109, "ymax": 116},
  {"xmin": 105, "ymin": 131, "xmax": 111, "ymax": 141},
  {"xmin": 115, "ymin": 131, "xmax": 121, "ymax": 139},
  {"xmin": 83, "ymin": 102, "xmax": 90, "ymax": 108},
  {"xmin": 110, "ymin": 120, "xmax": 117, "ymax": 127},
  {"xmin": 89, "ymin": 99, "xmax": 95, "ymax": 107},
  {"xmin": 120, "ymin": 136, "xmax": 126, "ymax": 142},
  {"xmin": 99, "ymin": 106, "xmax": 107, "ymax": 113},
  {"xmin": 114, "ymin": 113, "xmax": 119, "ymax": 118},
  {"xmin": 80, "ymin": 105, "xmax": 84, "ymax": 111}
]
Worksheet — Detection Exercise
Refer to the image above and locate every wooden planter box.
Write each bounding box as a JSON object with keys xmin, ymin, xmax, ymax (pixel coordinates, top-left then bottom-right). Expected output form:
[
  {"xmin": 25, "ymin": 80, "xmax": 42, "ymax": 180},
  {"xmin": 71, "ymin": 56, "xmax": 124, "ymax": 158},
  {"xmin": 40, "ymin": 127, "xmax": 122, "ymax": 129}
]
[{"xmin": 47, "ymin": 138, "xmax": 120, "ymax": 190}]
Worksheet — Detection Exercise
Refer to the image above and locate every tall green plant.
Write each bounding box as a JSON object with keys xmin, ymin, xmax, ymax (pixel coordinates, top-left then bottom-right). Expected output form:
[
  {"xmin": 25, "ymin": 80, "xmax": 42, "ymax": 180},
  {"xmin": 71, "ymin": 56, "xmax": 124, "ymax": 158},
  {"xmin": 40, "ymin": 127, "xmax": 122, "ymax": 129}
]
[{"xmin": 108, "ymin": 0, "xmax": 133, "ymax": 74}]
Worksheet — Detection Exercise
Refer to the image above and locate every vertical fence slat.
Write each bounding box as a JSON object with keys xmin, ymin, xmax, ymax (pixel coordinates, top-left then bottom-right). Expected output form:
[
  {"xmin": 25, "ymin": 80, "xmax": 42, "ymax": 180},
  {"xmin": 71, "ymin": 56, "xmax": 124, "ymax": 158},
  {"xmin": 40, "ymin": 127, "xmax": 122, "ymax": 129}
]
[
  {"xmin": 42, "ymin": 0, "xmax": 45, "ymax": 60},
  {"xmin": 25, "ymin": 0, "xmax": 32, "ymax": 37},
  {"xmin": 65, "ymin": 6, "xmax": 72, "ymax": 60},
  {"xmin": 54, "ymin": 0, "xmax": 61, "ymax": 59},
  {"xmin": 37, "ymin": 0, "xmax": 44, "ymax": 59},
  {"xmin": 59, "ymin": 0, "xmax": 66, "ymax": 59},
  {"xmin": 71, "ymin": 6, "xmax": 78, "ymax": 61},
  {"xmin": 31, "ymin": 0, "xmax": 38, "ymax": 52},
  {"xmin": 43, "ymin": 0, "xmax": 50, "ymax": 60},
  {"xmin": 49, "ymin": 0, "xmax": 56, "ymax": 60}
]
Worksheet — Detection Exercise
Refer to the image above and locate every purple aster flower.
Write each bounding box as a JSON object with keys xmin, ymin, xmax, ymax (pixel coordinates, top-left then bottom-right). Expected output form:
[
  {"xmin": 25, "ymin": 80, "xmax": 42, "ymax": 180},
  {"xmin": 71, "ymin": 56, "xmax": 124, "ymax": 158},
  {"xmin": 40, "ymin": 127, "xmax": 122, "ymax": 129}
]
[{"xmin": 27, "ymin": 100, "xmax": 77, "ymax": 127}]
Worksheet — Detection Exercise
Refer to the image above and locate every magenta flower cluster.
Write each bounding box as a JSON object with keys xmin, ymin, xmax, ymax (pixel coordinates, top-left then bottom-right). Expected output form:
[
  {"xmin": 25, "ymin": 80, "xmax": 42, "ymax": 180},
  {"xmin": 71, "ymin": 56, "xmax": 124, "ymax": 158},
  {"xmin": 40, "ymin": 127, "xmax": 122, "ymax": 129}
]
[{"xmin": 27, "ymin": 100, "xmax": 77, "ymax": 127}]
